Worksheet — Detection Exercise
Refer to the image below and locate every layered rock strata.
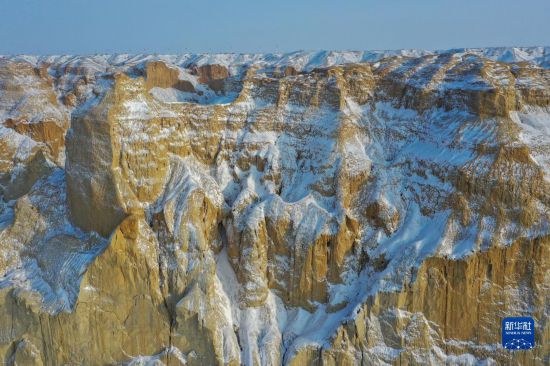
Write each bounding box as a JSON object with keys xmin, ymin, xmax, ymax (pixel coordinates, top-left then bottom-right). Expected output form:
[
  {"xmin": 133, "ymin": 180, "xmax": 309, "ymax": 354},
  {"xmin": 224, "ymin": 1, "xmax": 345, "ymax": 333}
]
[{"xmin": 0, "ymin": 48, "xmax": 549, "ymax": 365}]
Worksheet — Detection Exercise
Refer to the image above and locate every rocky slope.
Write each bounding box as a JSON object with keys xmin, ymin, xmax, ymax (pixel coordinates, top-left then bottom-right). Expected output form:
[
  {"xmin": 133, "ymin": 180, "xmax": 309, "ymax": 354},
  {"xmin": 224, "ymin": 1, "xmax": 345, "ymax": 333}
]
[{"xmin": 0, "ymin": 47, "xmax": 549, "ymax": 365}]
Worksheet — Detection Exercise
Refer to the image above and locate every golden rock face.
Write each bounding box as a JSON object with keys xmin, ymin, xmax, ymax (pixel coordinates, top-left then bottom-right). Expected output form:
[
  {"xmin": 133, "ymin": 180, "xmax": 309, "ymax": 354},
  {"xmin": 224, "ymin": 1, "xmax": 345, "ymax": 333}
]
[
  {"xmin": 144, "ymin": 61, "xmax": 196, "ymax": 93},
  {"xmin": 0, "ymin": 49, "xmax": 549, "ymax": 365}
]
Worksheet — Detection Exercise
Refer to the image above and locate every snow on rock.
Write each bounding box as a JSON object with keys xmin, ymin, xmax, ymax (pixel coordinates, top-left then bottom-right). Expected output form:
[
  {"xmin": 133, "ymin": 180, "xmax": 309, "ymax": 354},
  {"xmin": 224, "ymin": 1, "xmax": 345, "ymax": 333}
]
[{"xmin": 0, "ymin": 47, "xmax": 549, "ymax": 365}]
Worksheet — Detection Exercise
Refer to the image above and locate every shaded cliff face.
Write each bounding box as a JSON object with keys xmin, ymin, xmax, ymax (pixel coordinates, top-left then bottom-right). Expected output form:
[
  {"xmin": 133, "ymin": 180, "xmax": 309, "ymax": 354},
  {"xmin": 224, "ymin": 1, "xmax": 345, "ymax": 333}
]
[{"xmin": 0, "ymin": 48, "xmax": 549, "ymax": 365}]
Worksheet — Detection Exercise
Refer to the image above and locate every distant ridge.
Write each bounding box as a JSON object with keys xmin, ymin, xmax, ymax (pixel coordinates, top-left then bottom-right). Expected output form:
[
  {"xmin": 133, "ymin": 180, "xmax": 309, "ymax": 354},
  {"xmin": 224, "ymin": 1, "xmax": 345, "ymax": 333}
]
[{"xmin": 2, "ymin": 47, "xmax": 549, "ymax": 75}]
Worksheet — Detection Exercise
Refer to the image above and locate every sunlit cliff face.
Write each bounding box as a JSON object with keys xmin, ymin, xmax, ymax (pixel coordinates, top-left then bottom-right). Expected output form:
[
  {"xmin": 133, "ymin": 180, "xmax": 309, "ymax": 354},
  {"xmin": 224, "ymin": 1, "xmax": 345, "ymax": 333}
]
[{"xmin": 0, "ymin": 48, "xmax": 549, "ymax": 365}]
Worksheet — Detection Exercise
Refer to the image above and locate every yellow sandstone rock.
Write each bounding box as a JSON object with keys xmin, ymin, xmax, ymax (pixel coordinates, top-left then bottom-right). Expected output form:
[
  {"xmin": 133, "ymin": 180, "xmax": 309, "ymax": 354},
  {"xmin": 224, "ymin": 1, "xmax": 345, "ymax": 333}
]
[{"xmin": 0, "ymin": 50, "xmax": 549, "ymax": 365}]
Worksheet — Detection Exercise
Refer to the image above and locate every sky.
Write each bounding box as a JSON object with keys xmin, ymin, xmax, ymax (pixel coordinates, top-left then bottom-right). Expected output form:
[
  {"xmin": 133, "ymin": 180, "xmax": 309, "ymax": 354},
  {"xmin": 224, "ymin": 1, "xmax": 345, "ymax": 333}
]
[{"xmin": 0, "ymin": 0, "xmax": 549, "ymax": 55}]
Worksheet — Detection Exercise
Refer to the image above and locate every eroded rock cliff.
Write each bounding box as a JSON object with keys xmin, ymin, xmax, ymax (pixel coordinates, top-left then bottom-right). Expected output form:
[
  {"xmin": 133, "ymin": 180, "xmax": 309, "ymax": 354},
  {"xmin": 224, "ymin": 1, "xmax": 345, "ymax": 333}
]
[{"xmin": 0, "ymin": 48, "xmax": 549, "ymax": 365}]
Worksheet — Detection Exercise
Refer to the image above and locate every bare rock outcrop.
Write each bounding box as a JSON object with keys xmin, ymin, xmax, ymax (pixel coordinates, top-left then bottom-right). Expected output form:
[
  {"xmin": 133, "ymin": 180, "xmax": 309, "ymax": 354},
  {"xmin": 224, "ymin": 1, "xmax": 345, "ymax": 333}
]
[
  {"xmin": 191, "ymin": 64, "xmax": 229, "ymax": 91},
  {"xmin": 144, "ymin": 61, "xmax": 195, "ymax": 92}
]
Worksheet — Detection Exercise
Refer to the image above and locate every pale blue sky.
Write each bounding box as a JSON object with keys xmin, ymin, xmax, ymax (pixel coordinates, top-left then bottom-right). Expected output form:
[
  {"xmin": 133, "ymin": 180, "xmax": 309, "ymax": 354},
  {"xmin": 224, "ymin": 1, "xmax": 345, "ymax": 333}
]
[{"xmin": 1, "ymin": 0, "xmax": 549, "ymax": 55}]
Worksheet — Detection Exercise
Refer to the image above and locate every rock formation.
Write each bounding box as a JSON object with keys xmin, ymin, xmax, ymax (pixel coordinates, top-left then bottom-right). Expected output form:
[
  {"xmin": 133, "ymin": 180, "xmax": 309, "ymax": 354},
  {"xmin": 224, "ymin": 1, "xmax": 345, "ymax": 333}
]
[{"xmin": 0, "ymin": 47, "xmax": 549, "ymax": 365}]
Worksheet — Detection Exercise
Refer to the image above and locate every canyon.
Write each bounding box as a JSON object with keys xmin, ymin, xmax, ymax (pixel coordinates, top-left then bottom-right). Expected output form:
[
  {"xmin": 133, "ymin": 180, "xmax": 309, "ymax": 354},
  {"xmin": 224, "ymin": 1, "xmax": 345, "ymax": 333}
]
[{"xmin": 0, "ymin": 47, "xmax": 549, "ymax": 365}]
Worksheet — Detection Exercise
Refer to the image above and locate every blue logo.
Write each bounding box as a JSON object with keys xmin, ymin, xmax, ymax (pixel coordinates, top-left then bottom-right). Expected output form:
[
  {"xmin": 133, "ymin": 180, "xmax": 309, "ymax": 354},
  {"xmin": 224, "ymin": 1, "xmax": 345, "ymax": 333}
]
[{"xmin": 502, "ymin": 317, "xmax": 535, "ymax": 350}]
